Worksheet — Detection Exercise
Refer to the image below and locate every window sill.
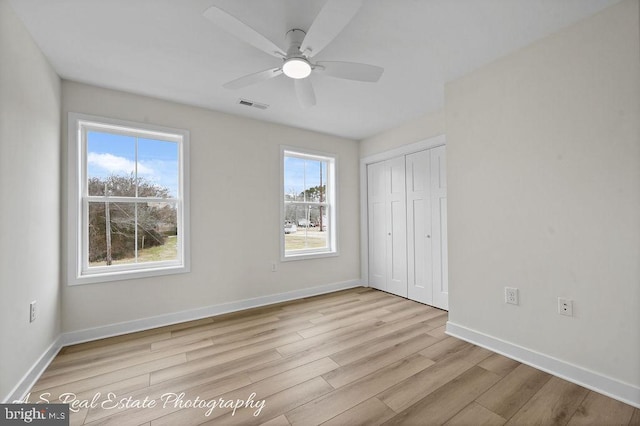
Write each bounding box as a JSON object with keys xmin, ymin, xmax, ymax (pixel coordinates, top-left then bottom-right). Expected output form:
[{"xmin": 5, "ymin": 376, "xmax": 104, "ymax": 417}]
[
  {"xmin": 68, "ymin": 264, "xmax": 190, "ymax": 286},
  {"xmin": 281, "ymin": 251, "xmax": 339, "ymax": 262}
]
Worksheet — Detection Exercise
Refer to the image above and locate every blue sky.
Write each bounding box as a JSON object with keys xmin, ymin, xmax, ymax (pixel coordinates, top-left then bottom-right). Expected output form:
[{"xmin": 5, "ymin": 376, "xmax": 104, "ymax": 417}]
[
  {"xmin": 284, "ymin": 156, "xmax": 327, "ymax": 199},
  {"xmin": 87, "ymin": 131, "xmax": 179, "ymax": 197}
]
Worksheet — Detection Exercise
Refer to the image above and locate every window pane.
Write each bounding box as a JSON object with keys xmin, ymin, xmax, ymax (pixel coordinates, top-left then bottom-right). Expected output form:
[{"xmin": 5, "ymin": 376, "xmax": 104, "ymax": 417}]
[
  {"xmin": 88, "ymin": 202, "xmax": 106, "ymax": 264},
  {"xmin": 87, "ymin": 131, "xmax": 136, "ymax": 196},
  {"xmin": 138, "ymin": 138, "xmax": 179, "ymax": 198},
  {"xmin": 136, "ymin": 202, "xmax": 178, "ymax": 263},
  {"xmin": 310, "ymin": 205, "xmax": 328, "ymax": 232},
  {"xmin": 88, "ymin": 201, "xmax": 178, "ymax": 266},
  {"xmin": 284, "ymin": 203, "xmax": 299, "ymax": 226},
  {"xmin": 88, "ymin": 201, "xmax": 136, "ymax": 266},
  {"xmin": 303, "ymin": 159, "xmax": 323, "ymax": 198},
  {"xmin": 308, "ymin": 205, "xmax": 328, "ymax": 247},
  {"xmin": 284, "ymin": 156, "xmax": 305, "ymax": 201},
  {"xmin": 284, "ymin": 156, "xmax": 328, "ymax": 203},
  {"xmin": 284, "ymin": 204, "xmax": 328, "ymax": 252}
]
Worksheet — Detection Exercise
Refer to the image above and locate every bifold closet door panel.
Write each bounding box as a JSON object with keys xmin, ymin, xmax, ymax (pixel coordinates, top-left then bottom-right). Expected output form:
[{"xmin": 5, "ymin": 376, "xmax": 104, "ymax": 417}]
[
  {"xmin": 386, "ymin": 156, "xmax": 408, "ymax": 298},
  {"xmin": 406, "ymin": 150, "xmax": 433, "ymax": 305},
  {"xmin": 367, "ymin": 157, "xmax": 407, "ymax": 297},
  {"xmin": 367, "ymin": 161, "xmax": 387, "ymax": 291},
  {"xmin": 430, "ymin": 145, "xmax": 449, "ymax": 310}
]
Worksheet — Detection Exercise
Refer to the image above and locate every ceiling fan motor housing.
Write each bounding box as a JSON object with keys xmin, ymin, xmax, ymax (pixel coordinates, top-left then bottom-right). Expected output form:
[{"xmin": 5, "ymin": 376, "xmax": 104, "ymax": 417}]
[{"xmin": 285, "ymin": 28, "xmax": 307, "ymax": 55}]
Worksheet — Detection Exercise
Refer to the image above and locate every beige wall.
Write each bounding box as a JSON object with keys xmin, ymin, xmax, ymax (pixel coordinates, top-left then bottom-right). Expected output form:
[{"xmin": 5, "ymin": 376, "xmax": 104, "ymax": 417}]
[
  {"xmin": 61, "ymin": 82, "xmax": 360, "ymax": 332},
  {"xmin": 359, "ymin": 109, "xmax": 445, "ymax": 158},
  {"xmin": 446, "ymin": 0, "xmax": 639, "ymax": 389},
  {"xmin": 0, "ymin": 0, "xmax": 62, "ymax": 400}
]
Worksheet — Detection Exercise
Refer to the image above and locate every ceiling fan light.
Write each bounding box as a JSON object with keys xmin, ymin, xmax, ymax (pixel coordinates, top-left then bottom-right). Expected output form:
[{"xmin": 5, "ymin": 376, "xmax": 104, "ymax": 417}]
[{"xmin": 283, "ymin": 58, "xmax": 312, "ymax": 79}]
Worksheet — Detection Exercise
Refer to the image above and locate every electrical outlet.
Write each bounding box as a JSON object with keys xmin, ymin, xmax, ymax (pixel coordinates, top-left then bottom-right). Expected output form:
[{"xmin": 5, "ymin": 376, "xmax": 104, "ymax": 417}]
[
  {"xmin": 558, "ymin": 298, "xmax": 573, "ymax": 316},
  {"xmin": 505, "ymin": 287, "xmax": 519, "ymax": 305},
  {"xmin": 29, "ymin": 301, "xmax": 36, "ymax": 323}
]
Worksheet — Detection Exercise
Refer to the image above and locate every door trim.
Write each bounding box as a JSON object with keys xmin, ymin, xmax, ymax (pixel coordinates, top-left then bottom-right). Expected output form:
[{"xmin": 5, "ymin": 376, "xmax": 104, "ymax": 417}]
[{"xmin": 360, "ymin": 135, "xmax": 446, "ymax": 286}]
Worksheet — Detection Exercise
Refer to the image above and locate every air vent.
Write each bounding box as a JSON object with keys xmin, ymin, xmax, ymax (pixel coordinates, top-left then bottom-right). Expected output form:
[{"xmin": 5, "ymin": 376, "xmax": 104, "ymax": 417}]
[{"xmin": 238, "ymin": 98, "xmax": 269, "ymax": 110}]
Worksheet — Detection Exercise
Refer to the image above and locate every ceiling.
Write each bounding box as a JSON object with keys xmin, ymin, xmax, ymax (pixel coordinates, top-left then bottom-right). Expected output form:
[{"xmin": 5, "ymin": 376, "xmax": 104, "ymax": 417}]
[{"xmin": 10, "ymin": 0, "xmax": 621, "ymax": 140}]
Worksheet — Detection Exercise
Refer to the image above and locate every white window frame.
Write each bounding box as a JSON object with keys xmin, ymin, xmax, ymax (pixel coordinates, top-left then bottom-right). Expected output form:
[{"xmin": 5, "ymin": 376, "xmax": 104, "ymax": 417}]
[
  {"xmin": 67, "ymin": 112, "xmax": 190, "ymax": 285},
  {"xmin": 280, "ymin": 146, "xmax": 338, "ymax": 261}
]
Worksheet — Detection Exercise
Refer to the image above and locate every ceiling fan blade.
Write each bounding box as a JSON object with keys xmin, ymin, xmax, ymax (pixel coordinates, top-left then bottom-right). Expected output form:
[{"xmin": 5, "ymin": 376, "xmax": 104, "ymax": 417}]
[
  {"xmin": 203, "ymin": 6, "xmax": 286, "ymax": 58},
  {"xmin": 316, "ymin": 61, "xmax": 384, "ymax": 82},
  {"xmin": 300, "ymin": 0, "xmax": 363, "ymax": 58},
  {"xmin": 223, "ymin": 67, "xmax": 283, "ymax": 90},
  {"xmin": 294, "ymin": 78, "xmax": 316, "ymax": 108}
]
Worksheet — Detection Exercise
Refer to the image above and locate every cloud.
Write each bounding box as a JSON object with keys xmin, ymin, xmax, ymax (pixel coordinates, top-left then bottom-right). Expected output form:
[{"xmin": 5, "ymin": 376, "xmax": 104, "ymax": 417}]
[
  {"xmin": 88, "ymin": 153, "xmax": 179, "ymax": 196},
  {"xmin": 88, "ymin": 152, "xmax": 154, "ymax": 176}
]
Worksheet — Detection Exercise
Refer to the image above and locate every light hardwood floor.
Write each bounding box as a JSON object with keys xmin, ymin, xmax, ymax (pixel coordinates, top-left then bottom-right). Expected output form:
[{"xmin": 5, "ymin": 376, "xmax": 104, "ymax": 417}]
[{"xmin": 29, "ymin": 288, "xmax": 639, "ymax": 425}]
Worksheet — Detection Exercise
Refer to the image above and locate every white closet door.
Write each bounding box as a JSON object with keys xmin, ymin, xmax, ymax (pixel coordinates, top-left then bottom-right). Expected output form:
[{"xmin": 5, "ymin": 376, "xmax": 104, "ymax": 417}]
[
  {"xmin": 430, "ymin": 145, "xmax": 449, "ymax": 310},
  {"xmin": 367, "ymin": 157, "xmax": 407, "ymax": 297},
  {"xmin": 367, "ymin": 146, "xmax": 445, "ymax": 306},
  {"xmin": 386, "ymin": 156, "xmax": 408, "ymax": 297},
  {"xmin": 406, "ymin": 150, "xmax": 433, "ymax": 305},
  {"xmin": 367, "ymin": 161, "xmax": 386, "ymax": 291}
]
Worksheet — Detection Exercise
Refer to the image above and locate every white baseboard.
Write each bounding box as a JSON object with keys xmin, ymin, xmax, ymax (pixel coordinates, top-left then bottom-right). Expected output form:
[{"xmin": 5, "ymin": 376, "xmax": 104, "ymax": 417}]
[
  {"xmin": 446, "ymin": 321, "xmax": 640, "ymax": 409},
  {"xmin": 4, "ymin": 336, "xmax": 63, "ymax": 403},
  {"xmin": 61, "ymin": 280, "xmax": 362, "ymax": 347},
  {"xmin": 4, "ymin": 280, "xmax": 361, "ymax": 403}
]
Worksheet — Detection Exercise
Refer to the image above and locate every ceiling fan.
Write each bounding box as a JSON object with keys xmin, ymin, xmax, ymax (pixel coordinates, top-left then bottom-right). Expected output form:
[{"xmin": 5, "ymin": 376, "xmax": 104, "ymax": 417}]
[{"xmin": 203, "ymin": 0, "xmax": 384, "ymax": 107}]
